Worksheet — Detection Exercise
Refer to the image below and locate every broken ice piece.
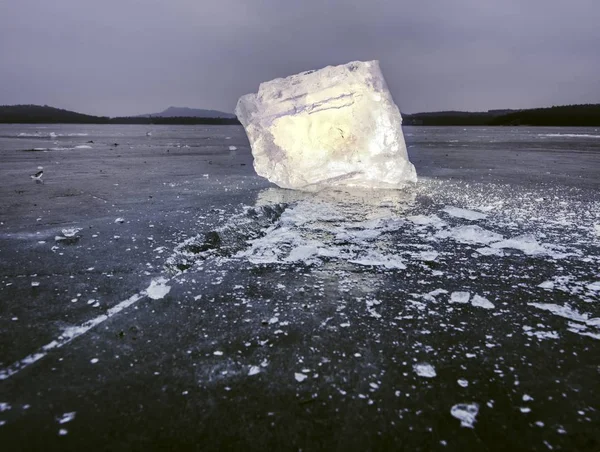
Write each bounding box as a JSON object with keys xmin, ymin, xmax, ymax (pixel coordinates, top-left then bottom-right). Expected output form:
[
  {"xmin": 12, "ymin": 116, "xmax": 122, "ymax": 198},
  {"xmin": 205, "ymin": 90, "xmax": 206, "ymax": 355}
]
[
  {"xmin": 294, "ymin": 372, "xmax": 308, "ymax": 382},
  {"xmin": 471, "ymin": 294, "xmax": 495, "ymax": 309},
  {"xmin": 413, "ymin": 363, "xmax": 436, "ymax": 378},
  {"xmin": 61, "ymin": 227, "xmax": 82, "ymax": 237},
  {"xmin": 451, "ymin": 403, "xmax": 479, "ymax": 428},
  {"xmin": 145, "ymin": 277, "xmax": 171, "ymax": 300},
  {"xmin": 57, "ymin": 412, "xmax": 76, "ymax": 424},
  {"xmin": 450, "ymin": 291, "xmax": 471, "ymax": 304},
  {"xmin": 235, "ymin": 60, "xmax": 417, "ymax": 191}
]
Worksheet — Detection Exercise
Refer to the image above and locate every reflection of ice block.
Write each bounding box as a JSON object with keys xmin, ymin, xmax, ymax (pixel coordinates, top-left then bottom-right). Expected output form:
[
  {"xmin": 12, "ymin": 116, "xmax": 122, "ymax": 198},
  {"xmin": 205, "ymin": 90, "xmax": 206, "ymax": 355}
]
[{"xmin": 235, "ymin": 60, "xmax": 417, "ymax": 191}]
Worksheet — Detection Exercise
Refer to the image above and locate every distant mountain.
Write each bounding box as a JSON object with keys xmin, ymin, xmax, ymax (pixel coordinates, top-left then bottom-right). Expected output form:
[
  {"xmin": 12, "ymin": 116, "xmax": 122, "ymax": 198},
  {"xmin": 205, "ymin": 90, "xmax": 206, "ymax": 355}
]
[{"xmin": 138, "ymin": 106, "xmax": 236, "ymax": 119}]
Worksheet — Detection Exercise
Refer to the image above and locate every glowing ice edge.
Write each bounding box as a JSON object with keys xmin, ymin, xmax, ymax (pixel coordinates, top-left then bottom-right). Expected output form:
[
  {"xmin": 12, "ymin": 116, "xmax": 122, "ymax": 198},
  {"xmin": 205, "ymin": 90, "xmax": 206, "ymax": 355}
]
[
  {"xmin": 0, "ymin": 277, "xmax": 170, "ymax": 381},
  {"xmin": 235, "ymin": 60, "xmax": 417, "ymax": 191}
]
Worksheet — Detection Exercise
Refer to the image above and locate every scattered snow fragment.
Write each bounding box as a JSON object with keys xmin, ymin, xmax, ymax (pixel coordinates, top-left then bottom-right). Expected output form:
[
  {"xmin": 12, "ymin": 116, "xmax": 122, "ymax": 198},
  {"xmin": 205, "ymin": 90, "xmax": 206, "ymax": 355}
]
[
  {"xmin": 228, "ymin": 146, "xmax": 237, "ymax": 151},
  {"xmin": 340, "ymin": 322, "xmax": 350, "ymax": 328},
  {"xmin": 146, "ymin": 277, "xmax": 171, "ymax": 300},
  {"xmin": 522, "ymin": 394, "xmax": 533, "ymax": 402},
  {"xmin": 520, "ymin": 407, "xmax": 531, "ymax": 413},
  {"xmin": 90, "ymin": 358, "xmax": 99, "ymax": 364},
  {"xmin": 115, "ymin": 218, "xmax": 125, "ymax": 224},
  {"xmin": 248, "ymin": 366, "xmax": 261, "ymax": 376},
  {"xmin": 213, "ymin": 351, "xmax": 223, "ymax": 356},
  {"xmin": 450, "ymin": 291, "xmax": 470, "ymax": 304},
  {"xmin": 471, "ymin": 294, "xmax": 494, "ymax": 309},
  {"xmin": 0, "ymin": 403, "xmax": 11, "ymax": 412},
  {"xmin": 57, "ymin": 412, "xmax": 76, "ymax": 424},
  {"xmin": 58, "ymin": 429, "xmax": 68, "ymax": 436},
  {"xmin": 414, "ymin": 363, "xmax": 436, "ymax": 378},
  {"xmin": 451, "ymin": 403, "xmax": 479, "ymax": 428},
  {"xmin": 31, "ymin": 281, "xmax": 40, "ymax": 287},
  {"xmin": 442, "ymin": 206, "xmax": 487, "ymax": 221},
  {"xmin": 295, "ymin": 373, "xmax": 308, "ymax": 382}
]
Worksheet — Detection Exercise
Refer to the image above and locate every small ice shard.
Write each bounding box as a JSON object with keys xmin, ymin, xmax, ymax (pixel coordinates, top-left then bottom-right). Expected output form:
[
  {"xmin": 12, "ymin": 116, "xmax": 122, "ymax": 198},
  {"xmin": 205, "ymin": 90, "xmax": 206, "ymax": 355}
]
[
  {"xmin": 294, "ymin": 372, "xmax": 308, "ymax": 382},
  {"xmin": 538, "ymin": 281, "xmax": 554, "ymax": 290},
  {"xmin": 471, "ymin": 294, "xmax": 494, "ymax": 309},
  {"xmin": 451, "ymin": 403, "xmax": 479, "ymax": 428},
  {"xmin": 235, "ymin": 60, "xmax": 417, "ymax": 191},
  {"xmin": 450, "ymin": 291, "xmax": 471, "ymax": 304},
  {"xmin": 436, "ymin": 225, "xmax": 503, "ymax": 245},
  {"xmin": 490, "ymin": 234, "xmax": 547, "ymax": 256},
  {"xmin": 57, "ymin": 412, "xmax": 76, "ymax": 424},
  {"xmin": 61, "ymin": 227, "xmax": 81, "ymax": 238},
  {"xmin": 457, "ymin": 378, "xmax": 469, "ymax": 388},
  {"xmin": 413, "ymin": 363, "xmax": 436, "ymax": 378},
  {"xmin": 442, "ymin": 206, "xmax": 487, "ymax": 221},
  {"xmin": 146, "ymin": 277, "xmax": 171, "ymax": 300}
]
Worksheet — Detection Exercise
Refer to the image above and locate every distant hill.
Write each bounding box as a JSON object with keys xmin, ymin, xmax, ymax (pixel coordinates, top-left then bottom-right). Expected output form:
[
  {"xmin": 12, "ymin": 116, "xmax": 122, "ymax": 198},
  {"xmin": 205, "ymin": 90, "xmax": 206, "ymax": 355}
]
[
  {"xmin": 0, "ymin": 105, "xmax": 109, "ymax": 124},
  {"xmin": 138, "ymin": 106, "xmax": 236, "ymax": 119},
  {"xmin": 0, "ymin": 105, "xmax": 239, "ymax": 125}
]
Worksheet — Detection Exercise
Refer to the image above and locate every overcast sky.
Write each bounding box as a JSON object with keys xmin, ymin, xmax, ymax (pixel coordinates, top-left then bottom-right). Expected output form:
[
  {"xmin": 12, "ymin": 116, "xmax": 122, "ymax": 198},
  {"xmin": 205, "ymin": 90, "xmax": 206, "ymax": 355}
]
[{"xmin": 1, "ymin": 0, "xmax": 598, "ymax": 116}]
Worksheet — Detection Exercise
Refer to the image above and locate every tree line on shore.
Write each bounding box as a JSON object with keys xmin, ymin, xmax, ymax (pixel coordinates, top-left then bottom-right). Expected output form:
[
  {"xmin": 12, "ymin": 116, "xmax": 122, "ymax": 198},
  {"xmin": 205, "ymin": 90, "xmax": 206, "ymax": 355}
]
[{"xmin": 2, "ymin": 103, "xmax": 600, "ymax": 126}]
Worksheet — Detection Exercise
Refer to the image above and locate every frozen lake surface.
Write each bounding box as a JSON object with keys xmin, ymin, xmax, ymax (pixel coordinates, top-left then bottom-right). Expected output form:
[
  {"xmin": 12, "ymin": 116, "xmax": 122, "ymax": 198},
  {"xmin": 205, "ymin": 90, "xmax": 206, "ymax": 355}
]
[{"xmin": 0, "ymin": 124, "xmax": 599, "ymax": 450}]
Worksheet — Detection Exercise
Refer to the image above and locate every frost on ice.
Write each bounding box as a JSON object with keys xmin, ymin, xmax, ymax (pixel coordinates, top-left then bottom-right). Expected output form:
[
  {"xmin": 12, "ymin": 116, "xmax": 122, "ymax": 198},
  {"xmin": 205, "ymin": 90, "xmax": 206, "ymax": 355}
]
[{"xmin": 235, "ymin": 60, "xmax": 417, "ymax": 191}]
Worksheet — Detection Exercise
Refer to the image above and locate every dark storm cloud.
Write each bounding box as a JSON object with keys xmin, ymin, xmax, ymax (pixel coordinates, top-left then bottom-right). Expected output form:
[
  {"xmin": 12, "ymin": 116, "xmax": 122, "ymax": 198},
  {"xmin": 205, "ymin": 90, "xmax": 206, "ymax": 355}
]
[{"xmin": 1, "ymin": 0, "xmax": 598, "ymax": 116}]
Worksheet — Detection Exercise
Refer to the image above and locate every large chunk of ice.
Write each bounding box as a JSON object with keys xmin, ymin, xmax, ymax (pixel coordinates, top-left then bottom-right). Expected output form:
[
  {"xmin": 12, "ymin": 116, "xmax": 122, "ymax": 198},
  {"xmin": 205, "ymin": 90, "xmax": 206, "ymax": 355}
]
[{"xmin": 235, "ymin": 60, "xmax": 417, "ymax": 191}]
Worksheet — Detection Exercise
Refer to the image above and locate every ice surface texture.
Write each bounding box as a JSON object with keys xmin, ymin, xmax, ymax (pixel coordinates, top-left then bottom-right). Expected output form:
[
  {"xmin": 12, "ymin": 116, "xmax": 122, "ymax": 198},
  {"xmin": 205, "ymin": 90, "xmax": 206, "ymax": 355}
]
[{"xmin": 235, "ymin": 60, "xmax": 417, "ymax": 191}]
